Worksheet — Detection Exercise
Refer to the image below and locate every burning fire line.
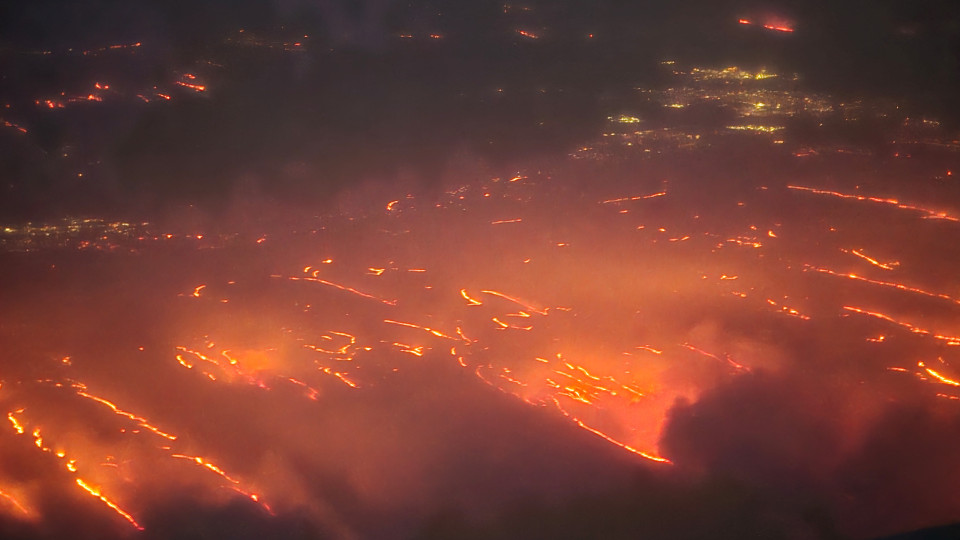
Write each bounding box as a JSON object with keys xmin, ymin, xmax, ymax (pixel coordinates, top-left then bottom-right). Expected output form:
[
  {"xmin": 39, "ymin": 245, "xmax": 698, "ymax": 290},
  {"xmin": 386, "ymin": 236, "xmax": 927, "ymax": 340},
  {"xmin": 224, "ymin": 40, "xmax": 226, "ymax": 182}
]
[
  {"xmin": 600, "ymin": 191, "xmax": 667, "ymax": 204},
  {"xmin": 0, "ymin": 487, "xmax": 30, "ymax": 516},
  {"xmin": 808, "ymin": 265, "xmax": 960, "ymax": 306},
  {"xmin": 75, "ymin": 478, "xmax": 143, "ymax": 530},
  {"xmin": 549, "ymin": 398, "xmax": 671, "ymax": 463},
  {"xmin": 279, "ymin": 276, "xmax": 398, "ymax": 305},
  {"xmin": 383, "ymin": 319, "xmax": 460, "ymax": 340},
  {"xmin": 460, "ymin": 289, "xmax": 483, "ymax": 305},
  {"xmin": 170, "ymin": 454, "xmax": 240, "ymax": 484},
  {"xmin": 480, "ymin": 290, "xmax": 548, "ymax": 315},
  {"xmin": 76, "ymin": 391, "xmax": 177, "ymax": 440},
  {"xmin": 764, "ymin": 298, "xmax": 812, "ymax": 320},
  {"xmin": 918, "ymin": 360, "xmax": 960, "ymax": 387},
  {"xmin": 788, "ymin": 185, "xmax": 959, "ymax": 222},
  {"xmin": 841, "ymin": 248, "xmax": 899, "ymax": 270},
  {"xmin": 682, "ymin": 343, "xmax": 747, "ymax": 371},
  {"xmin": 842, "ymin": 306, "xmax": 960, "ymax": 345}
]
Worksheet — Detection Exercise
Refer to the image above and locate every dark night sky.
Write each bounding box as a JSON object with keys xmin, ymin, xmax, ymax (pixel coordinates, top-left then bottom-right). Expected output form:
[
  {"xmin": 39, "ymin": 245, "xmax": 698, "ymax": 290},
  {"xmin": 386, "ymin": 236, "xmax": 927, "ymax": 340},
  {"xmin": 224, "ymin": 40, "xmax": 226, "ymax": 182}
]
[{"xmin": 0, "ymin": 0, "xmax": 957, "ymax": 222}]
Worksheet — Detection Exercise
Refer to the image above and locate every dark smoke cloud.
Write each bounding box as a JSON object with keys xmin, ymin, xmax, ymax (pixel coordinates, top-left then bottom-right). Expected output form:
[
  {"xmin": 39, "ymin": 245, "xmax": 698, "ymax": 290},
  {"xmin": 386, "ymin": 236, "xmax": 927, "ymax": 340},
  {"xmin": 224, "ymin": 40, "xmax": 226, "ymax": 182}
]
[{"xmin": 661, "ymin": 368, "xmax": 960, "ymax": 538}]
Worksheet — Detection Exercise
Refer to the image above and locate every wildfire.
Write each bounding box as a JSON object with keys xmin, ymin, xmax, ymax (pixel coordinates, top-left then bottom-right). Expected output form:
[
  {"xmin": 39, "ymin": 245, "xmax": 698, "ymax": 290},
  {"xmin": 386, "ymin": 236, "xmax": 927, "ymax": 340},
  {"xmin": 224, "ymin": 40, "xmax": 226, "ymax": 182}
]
[
  {"xmin": 808, "ymin": 265, "xmax": 960, "ymax": 306},
  {"xmin": 789, "ymin": 184, "xmax": 960, "ymax": 222},
  {"xmin": 6, "ymin": 116, "xmax": 960, "ymax": 537},
  {"xmin": 75, "ymin": 479, "xmax": 143, "ymax": 530}
]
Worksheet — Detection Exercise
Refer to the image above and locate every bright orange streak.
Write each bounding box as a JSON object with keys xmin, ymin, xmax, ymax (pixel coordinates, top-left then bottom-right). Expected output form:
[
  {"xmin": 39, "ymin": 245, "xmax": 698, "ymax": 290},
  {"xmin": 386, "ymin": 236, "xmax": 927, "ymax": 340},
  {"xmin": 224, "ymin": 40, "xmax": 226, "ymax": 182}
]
[
  {"xmin": 287, "ymin": 377, "xmax": 321, "ymax": 399},
  {"xmin": 304, "ymin": 330, "xmax": 357, "ymax": 356},
  {"xmin": 480, "ymin": 290, "xmax": 548, "ymax": 315},
  {"xmin": 550, "ymin": 398, "xmax": 671, "ymax": 463},
  {"xmin": 191, "ymin": 284, "xmax": 206, "ymax": 297},
  {"xmin": 842, "ymin": 306, "xmax": 960, "ymax": 345},
  {"xmin": 919, "ymin": 361, "xmax": 960, "ymax": 386},
  {"xmin": 516, "ymin": 29, "xmax": 539, "ymax": 39},
  {"xmin": 32, "ymin": 428, "xmax": 44, "ymax": 449},
  {"xmin": 553, "ymin": 368, "xmax": 615, "ymax": 397},
  {"xmin": 174, "ymin": 81, "xmax": 206, "ymax": 92},
  {"xmin": 283, "ymin": 276, "xmax": 397, "ymax": 305},
  {"xmin": 7, "ymin": 412, "xmax": 25, "ymax": 434},
  {"xmin": 788, "ymin": 185, "xmax": 959, "ymax": 222},
  {"xmin": 722, "ymin": 237, "xmax": 763, "ymax": 248},
  {"xmin": 333, "ymin": 372, "xmax": 359, "ymax": 388},
  {"xmin": 76, "ymin": 392, "xmax": 177, "ymax": 440},
  {"xmin": 807, "ymin": 265, "xmax": 960, "ymax": 305},
  {"xmin": 460, "ymin": 289, "xmax": 483, "ymax": 305},
  {"xmin": 75, "ymin": 479, "xmax": 143, "ymax": 530},
  {"xmin": 600, "ymin": 191, "xmax": 666, "ymax": 204},
  {"xmin": 763, "ymin": 24, "xmax": 794, "ymax": 32},
  {"xmin": 383, "ymin": 319, "xmax": 458, "ymax": 340},
  {"xmin": 170, "ymin": 454, "xmax": 239, "ymax": 483},
  {"xmin": 765, "ymin": 299, "xmax": 811, "ymax": 320},
  {"xmin": 738, "ymin": 18, "xmax": 751, "ymax": 25},
  {"xmin": 682, "ymin": 343, "xmax": 747, "ymax": 371},
  {"xmin": 0, "ymin": 488, "xmax": 30, "ymax": 516},
  {"xmin": 176, "ymin": 346, "xmax": 219, "ymax": 367},
  {"xmin": 499, "ymin": 373, "xmax": 527, "ymax": 387},
  {"xmin": 491, "ymin": 316, "xmax": 532, "ymax": 330},
  {"xmin": 455, "ymin": 326, "xmax": 475, "ymax": 343},
  {"xmin": 842, "ymin": 248, "xmax": 899, "ymax": 270},
  {"xmin": 2, "ymin": 120, "xmax": 29, "ymax": 133},
  {"xmin": 491, "ymin": 218, "xmax": 523, "ymax": 224},
  {"xmin": 392, "ymin": 342, "xmax": 425, "ymax": 356}
]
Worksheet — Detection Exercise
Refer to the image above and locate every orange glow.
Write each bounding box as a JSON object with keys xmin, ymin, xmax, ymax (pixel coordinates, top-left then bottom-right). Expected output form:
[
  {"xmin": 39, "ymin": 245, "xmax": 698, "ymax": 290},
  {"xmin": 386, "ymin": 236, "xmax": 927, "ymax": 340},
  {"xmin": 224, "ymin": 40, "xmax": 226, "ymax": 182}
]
[
  {"xmin": 392, "ymin": 342, "xmax": 425, "ymax": 356},
  {"xmin": 765, "ymin": 299, "xmax": 811, "ymax": 320},
  {"xmin": 808, "ymin": 265, "xmax": 960, "ymax": 306},
  {"xmin": 550, "ymin": 398, "xmax": 671, "ymax": 463},
  {"xmin": 7, "ymin": 412, "xmax": 25, "ymax": 434},
  {"xmin": 600, "ymin": 191, "xmax": 666, "ymax": 204},
  {"xmin": 171, "ymin": 454, "xmax": 240, "ymax": 483},
  {"xmin": 175, "ymin": 81, "xmax": 206, "ymax": 92},
  {"xmin": 2, "ymin": 119, "xmax": 29, "ymax": 133},
  {"xmin": 0, "ymin": 487, "xmax": 30, "ymax": 517},
  {"xmin": 75, "ymin": 391, "xmax": 177, "ymax": 440},
  {"xmin": 789, "ymin": 185, "xmax": 959, "ymax": 222},
  {"xmin": 683, "ymin": 343, "xmax": 747, "ymax": 371},
  {"xmin": 763, "ymin": 24, "xmax": 794, "ymax": 32},
  {"xmin": 919, "ymin": 360, "xmax": 960, "ymax": 387},
  {"xmin": 842, "ymin": 306, "xmax": 960, "ymax": 345},
  {"xmin": 480, "ymin": 290, "xmax": 548, "ymax": 315},
  {"xmin": 75, "ymin": 479, "xmax": 143, "ymax": 530},
  {"xmin": 384, "ymin": 319, "xmax": 459, "ymax": 340},
  {"xmin": 460, "ymin": 289, "xmax": 483, "ymax": 306},
  {"xmin": 283, "ymin": 275, "xmax": 397, "ymax": 305},
  {"xmin": 842, "ymin": 248, "xmax": 899, "ymax": 270}
]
